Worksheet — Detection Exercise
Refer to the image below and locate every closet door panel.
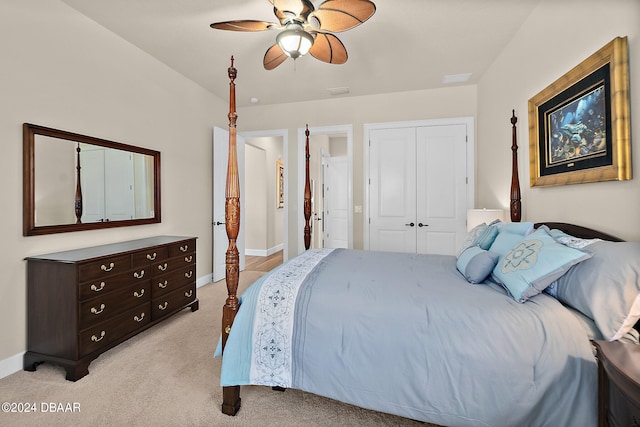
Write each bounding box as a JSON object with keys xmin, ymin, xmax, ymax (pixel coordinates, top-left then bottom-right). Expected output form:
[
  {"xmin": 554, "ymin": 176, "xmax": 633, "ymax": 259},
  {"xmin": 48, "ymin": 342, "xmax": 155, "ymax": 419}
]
[
  {"xmin": 369, "ymin": 128, "xmax": 416, "ymax": 253},
  {"xmin": 416, "ymin": 125, "xmax": 467, "ymax": 255}
]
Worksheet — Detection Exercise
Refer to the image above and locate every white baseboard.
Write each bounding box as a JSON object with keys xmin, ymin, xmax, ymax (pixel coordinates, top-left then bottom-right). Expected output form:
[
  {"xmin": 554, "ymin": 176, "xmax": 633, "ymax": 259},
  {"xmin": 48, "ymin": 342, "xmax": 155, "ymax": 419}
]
[
  {"xmin": 245, "ymin": 243, "xmax": 283, "ymax": 257},
  {"xmin": 0, "ymin": 352, "xmax": 24, "ymax": 380},
  {"xmin": 196, "ymin": 273, "xmax": 212, "ymax": 288}
]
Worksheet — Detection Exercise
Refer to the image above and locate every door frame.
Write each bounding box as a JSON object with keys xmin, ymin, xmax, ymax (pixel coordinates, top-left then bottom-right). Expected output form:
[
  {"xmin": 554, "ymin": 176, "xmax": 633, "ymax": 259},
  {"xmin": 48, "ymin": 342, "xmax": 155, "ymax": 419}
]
[
  {"xmin": 297, "ymin": 124, "xmax": 354, "ymax": 254},
  {"xmin": 363, "ymin": 117, "xmax": 475, "ymax": 250},
  {"xmin": 239, "ymin": 128, "xmax": 290, "ymax": 261}
]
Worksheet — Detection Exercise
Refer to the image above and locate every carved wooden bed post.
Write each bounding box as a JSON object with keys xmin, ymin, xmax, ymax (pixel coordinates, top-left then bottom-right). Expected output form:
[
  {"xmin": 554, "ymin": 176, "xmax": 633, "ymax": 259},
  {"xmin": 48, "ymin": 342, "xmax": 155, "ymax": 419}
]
[
  {"xmin": 510, "ymin": 110, "xmax": 521, "ymax": 222},
  {"xmin": 74, "ymin": 143, "xmax": 82, "ymax": 223},
  {"xmin": 221, "ymin": 56, "xmax": 241, "ymax": 416},
  {"xmin": 303, "ymin": 125, "xmax": 312, "ymax": 250}
]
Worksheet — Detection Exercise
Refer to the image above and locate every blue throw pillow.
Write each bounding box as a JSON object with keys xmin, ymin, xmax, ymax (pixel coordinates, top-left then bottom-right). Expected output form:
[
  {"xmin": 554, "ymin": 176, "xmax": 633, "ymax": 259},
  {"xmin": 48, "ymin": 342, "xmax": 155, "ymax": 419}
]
[
  {"xmin": 473, "ymin": 225, "xmax": 500, "ymax": 250},
  {"xmin": 456, "ymin": 246, "xmax": 500, "ymax": 284},
  {"xmin": 488, "ymin": 231, "xmax": 524, "ymax": 257},
  {"xmin": 555, "ymin": 241, "xmax": 640, "ymax": 341},
  {"xmin": 492, "ymin": 227, "xmax": 592, "ymax": 303},
  {"xmin": 496, "ymin": 221, "xmax": 534, "ymax": 236}
]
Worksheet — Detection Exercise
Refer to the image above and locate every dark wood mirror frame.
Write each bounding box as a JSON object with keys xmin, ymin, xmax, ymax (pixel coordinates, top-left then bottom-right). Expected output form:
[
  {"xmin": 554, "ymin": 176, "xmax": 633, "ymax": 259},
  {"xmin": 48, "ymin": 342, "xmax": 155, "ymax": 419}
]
[{"xmin": 23, "ymin": 123, "xmax": 161, "ymax": 236}]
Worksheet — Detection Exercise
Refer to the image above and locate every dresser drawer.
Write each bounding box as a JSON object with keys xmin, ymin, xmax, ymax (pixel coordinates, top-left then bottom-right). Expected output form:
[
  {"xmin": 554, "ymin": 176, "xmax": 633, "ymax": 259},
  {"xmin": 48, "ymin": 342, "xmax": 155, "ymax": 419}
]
[
  {"xmin": 78, "ymin": 254, "xmax": 132, "ymax": 282},
  {"xmin": 132, "ymin": 246, "xmax": 169, "ymax": 266},
  {"xmin": 80, "ymin": 281, "xmax": 150, "ymax": 328},
  {"xmin": 152, "ymin": 283, "xmax": 196, "ymax": 320},
  {"xmin": 79, "ymin": 303, "xmax": 151, "ymax": 356},
  {"xmin": 153, "ymin": 255, "xmax": 195, "ymax": 276},
  {"xmin": 79, "ymin": 269, "xmax": 147, "ymax": 301},
  {"xmin": 153, "ymin": 265, "xmax": 196, "ymax": 297},
  {"xmin": 168, "ymin": 239, "xmax": 196, "ymax": 258}
]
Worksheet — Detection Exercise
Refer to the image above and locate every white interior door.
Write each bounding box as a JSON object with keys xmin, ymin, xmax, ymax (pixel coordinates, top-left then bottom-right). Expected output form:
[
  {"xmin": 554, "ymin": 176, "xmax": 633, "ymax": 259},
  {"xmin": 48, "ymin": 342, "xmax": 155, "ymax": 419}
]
[
  {"xmin": 324, "ymin": 155, "xmax": 349, "ymax": 248},
  {"xmin": 80, "ymin": 149, "xmax": 105, "ymax": 223},
  {"xmin": 104, "ymin": 149, "xmax": 135, "ymax": 221},
  {"xmin": 416, "ymin": 125, "xmax": 468, "ymax": 255},
  {"xmin": 369, "ymin": 128, "xmax": 417, "ymax": 253},
  {"xmin": 213, "ymin": 126, "xmax": 245, "ymax": 283}
]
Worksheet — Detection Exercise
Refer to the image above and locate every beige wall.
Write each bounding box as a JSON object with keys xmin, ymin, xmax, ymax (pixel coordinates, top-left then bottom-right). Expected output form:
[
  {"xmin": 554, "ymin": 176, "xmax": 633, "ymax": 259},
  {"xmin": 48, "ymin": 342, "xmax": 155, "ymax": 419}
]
[
  {"xmin": 245, "ymin": 136, "xmax": 285, "ymax": 252},
  {"xmin": 244, "ymin": 144, "xmax": 268, "ymax": 251},
  {"xmin": 0, "ymin": 1, "xmax": 226, "ymax": 365},
  {"xmin": 477, "ymin": 0, "xmax": 640, "ymax": 241},
  {"xmin": 238, "ymin": 85, "xmax": 478, "ymax": 254}
]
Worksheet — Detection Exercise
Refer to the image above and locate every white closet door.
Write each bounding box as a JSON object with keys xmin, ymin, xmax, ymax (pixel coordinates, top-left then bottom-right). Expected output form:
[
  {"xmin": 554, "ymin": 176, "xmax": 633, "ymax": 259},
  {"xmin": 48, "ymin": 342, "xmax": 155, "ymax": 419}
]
[
  {"xmin": 80, "ymin": 149, "xmax": 106, "ymax": 223},
  {"xmin": 416, "ymin": 125, "xmax": 468, "ymax": 255},
  {"xmin": 104, "ymin": 149, "xmax": 135, "ymax": 221},
  {"xmin": 80, "ymin": 147, "xmax": 135, "ymax": 223},
  {"xmin": 369, "ymin": 128, "xmax": 417, "ymax": 253}
]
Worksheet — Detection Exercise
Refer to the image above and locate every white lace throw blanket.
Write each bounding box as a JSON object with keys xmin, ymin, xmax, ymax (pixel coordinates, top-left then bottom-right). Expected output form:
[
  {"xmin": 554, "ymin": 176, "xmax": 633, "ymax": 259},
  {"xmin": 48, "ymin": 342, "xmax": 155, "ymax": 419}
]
[{"xmin": 249, "ymin": 248, "xmax": 335, "ymax": 387}]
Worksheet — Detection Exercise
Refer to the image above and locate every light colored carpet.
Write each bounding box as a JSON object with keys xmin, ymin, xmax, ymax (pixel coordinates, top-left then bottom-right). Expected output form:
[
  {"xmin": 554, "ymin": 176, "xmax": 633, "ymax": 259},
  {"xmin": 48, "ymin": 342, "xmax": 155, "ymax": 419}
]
[{"xmin": 0, "ymin": 270, "xmax": 432, "ymax": 426}]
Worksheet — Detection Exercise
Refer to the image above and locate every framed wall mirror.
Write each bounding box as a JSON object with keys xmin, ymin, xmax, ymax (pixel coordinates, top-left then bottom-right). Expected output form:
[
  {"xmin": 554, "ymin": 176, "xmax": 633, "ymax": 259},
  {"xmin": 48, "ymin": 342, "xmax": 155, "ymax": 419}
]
[{"xmin": 23, "ymin": 123, "xmax": 161, "ymax": 236}]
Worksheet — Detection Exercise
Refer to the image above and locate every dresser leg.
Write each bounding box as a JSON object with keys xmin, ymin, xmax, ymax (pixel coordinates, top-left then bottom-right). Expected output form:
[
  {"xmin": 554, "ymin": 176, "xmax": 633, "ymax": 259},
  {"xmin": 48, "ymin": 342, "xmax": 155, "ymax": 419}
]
[
  {"xmin": 23, "ymin": 352, "xmax": 91, "ymax": 381},
  {"xmin": 190, "ymin": 299, "xmax": 200, "ymax": 312},
  {"xmin": 23, "ymin": 352, "xmax": 41, "ymax": 372},
  {"xmin": 65, "ymin": 360, "xmax": 90, "ymax": 382}
]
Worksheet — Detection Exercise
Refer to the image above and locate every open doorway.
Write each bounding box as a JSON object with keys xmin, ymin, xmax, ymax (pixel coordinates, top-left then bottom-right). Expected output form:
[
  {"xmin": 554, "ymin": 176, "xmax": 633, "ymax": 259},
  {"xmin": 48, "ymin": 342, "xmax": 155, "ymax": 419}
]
[
  {"xmin": 297, "ymin": 125, "xmax": 353, "ymax": 253},
  {"xmin": 240, "ymin": 129, "xmax": 289, "ymax": 261}
]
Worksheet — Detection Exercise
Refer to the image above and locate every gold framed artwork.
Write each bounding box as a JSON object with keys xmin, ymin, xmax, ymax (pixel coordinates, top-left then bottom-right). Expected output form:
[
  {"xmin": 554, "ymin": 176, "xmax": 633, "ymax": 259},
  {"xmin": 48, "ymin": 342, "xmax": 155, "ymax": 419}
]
[
  {"xmin": 528, "ymin": 36, "xmax": 631, "ymax": 187},
  {"xmin": 276, "ymin": 159, "xmax": 284, "ymax": 208}
]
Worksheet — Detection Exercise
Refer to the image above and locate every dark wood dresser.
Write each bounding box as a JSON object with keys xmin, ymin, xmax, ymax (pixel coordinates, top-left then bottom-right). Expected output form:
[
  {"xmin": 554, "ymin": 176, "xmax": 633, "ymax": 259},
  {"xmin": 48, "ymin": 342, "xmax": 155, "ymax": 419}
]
[
  {"xmin": 593, "ymin": 340, "xmax": 640, "ymax": 427},
  {"xmin": 24, "ymin": 236, "xmax": 199, "ymax": 381}
]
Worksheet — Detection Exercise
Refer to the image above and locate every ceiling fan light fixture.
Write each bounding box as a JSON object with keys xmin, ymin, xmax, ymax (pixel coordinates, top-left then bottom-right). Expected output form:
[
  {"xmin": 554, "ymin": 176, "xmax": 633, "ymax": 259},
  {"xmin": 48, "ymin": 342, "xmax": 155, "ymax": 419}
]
[{"xmin": 276, "ymin": 24, "xmax": 314, "ymax": 59}]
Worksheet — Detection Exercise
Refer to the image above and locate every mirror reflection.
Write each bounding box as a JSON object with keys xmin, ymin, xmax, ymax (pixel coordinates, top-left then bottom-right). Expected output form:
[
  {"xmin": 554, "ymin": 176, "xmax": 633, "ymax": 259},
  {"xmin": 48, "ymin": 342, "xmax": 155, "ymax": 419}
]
[
  {"xmin": 34, "ymin": 137, "xmax": 156, "ymax": 226},
  {"xmin": 24, "ymin": 123, "xmax": 161, "ymax": 236}
]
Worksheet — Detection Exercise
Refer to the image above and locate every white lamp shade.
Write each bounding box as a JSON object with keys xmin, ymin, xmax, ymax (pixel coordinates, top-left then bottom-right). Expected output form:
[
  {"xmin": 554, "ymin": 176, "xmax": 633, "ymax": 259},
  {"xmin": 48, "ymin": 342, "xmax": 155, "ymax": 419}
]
[
  {"xmin": 467, "ymin": 208, "xmax": 504, "ymax": 231},
  {"xmin": 276, "ymin": 26, "xmax": 314, "ymax": 59}
]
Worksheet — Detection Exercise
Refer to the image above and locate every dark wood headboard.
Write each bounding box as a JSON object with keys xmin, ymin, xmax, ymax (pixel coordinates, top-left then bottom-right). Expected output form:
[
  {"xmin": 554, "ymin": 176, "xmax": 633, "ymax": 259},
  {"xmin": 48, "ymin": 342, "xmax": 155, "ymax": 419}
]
[{"xmin": 534, "ymin": 222, "xmax": 624, "ymax": 242}]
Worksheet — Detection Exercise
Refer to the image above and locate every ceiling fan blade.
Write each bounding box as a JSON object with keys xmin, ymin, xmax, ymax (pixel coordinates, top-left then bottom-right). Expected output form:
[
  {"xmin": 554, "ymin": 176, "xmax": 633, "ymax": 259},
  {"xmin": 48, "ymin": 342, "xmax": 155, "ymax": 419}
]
[
  {"xmin": 264, "ymin": 44, "xmax": 289, "ymax": 70},
  {"xmin": 310, "ymin": 0, "xmax": 376, "ymax": 32},
  {"xmin": 210, "ymin": 20, "xmax": 277, "ymax": 32},
  {"xmin": 309, "ymin": 33, "xmax": 348, "ymax": 64}
]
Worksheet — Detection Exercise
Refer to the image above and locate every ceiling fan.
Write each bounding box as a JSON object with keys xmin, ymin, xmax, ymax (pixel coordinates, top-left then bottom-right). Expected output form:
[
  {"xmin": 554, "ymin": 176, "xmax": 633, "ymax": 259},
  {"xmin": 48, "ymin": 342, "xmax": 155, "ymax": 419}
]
[{"xmin": 210, "ymin": 0, "xmax": 376, "ymax": 70}]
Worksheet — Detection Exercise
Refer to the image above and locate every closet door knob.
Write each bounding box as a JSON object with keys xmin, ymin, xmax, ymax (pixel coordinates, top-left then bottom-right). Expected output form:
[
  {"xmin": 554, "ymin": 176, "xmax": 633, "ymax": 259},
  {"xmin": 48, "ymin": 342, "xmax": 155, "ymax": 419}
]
[
  {"xmin": 418, "ymin": 223, "xmax": 428, "ymax": 227},
  {"xmin": 405, "ymin": 222, "xmax": 415, "ymax": 227}
]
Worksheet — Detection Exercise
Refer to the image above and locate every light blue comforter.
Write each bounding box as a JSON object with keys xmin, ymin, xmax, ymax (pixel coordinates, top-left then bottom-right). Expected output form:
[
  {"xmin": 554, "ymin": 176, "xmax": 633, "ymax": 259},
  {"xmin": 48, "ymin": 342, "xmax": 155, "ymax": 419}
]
[{"xmin": 218, "ymin": 249, "xmax": 597, "ymax": 427}]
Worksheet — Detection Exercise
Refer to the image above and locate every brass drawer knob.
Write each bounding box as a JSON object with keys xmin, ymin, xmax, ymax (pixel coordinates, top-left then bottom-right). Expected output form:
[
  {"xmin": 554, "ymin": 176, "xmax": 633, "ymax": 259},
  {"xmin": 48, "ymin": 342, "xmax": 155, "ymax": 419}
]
[
  {"xmin": 100, "ymin": 262, "xmax": 114, "ymax": 272},
  {"xmin": 91, "ymin": 282, "xmax": 106, "ymax": 292},
  {"xmin": 158, "ymin": 280, "xmax": 168, "ymax": 289},
  {"xmin": 158, "ymin": 263, "xmax": 168, "ymax": 271},
  {"xmin": 184, "ymin": 290, "xmax": 193, "ymax": 298},
  {"xmin": 134, "ymin": 270, "xmax": 145, "ymax": 279},
  {"xmin": 146, "ymin": 252, "xmax": 157, "ymax": 261},
  {"xmin": 184, "ymin": 271, "xmax": 193, "ymax": 279},
  {"xmin": 133, "ymin": 313, "xmax": 145, "ymax": 322},
  {"xmin": 91, "ymin": 331, "xmax": 106, "ymax": 342},
  {"xmin": 184, "ymin": 255, "xmax": 193, "ymax": 263},
  {"xmin": 158, "ymin": 302, "xmax": 168, "ymax": 311},
  {"xmin": 133, "ymin": 289, "xmax": 145, "ymax": 298},
  {"xmin": 90, "ymin": 304, "xmax": 106, "ymax": 315},
  {"xmin": 180, "ymin": 245, "xmax": 189, "ymax": 252}
]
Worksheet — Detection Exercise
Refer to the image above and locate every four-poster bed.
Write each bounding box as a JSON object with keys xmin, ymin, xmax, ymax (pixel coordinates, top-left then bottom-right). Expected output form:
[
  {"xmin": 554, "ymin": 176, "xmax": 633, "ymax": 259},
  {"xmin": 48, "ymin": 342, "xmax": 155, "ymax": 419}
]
[{"xmin": 217, "ymin": 59, "xmax": 639, "ymax": 425}]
